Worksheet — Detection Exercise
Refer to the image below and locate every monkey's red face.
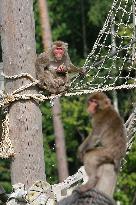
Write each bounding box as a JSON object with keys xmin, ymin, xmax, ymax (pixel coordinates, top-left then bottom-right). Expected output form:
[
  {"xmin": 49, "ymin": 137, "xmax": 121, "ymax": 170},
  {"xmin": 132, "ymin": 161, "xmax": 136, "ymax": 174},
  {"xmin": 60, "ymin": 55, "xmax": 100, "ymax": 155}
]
[
  {"xmin": 53, "ymin": 47, "xmax": 65, "ymax": 60},
  {"xmin": 87, "ymin": 99, "xmax": 98, "ymax": 114}
]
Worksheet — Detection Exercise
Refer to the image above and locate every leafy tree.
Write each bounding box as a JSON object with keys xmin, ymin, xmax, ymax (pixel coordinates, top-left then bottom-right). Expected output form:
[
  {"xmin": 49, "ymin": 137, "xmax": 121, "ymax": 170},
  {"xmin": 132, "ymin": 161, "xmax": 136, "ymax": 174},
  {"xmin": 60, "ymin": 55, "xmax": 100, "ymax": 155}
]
[
  {"xmin": 115, "ymin": 139, "xmax": 136, "ymax": 205},
  {"xmin": 0, "ymin": 1, "xmax": 135, "ymax": 204},
  {"xmin": 88, "ymin": 0, "xmax": 112, "ymax": 26}
]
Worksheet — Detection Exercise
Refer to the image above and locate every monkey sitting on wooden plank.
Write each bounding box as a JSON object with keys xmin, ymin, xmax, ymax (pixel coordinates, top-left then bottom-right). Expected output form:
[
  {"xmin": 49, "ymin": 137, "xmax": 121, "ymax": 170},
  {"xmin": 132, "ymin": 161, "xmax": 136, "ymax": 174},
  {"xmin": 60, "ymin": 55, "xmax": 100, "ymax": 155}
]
[
  {"xmin": 78, "ymin": 92, "xmax": 127, "ymax": 192},
  {"xmin": 35, "ymin": 41, "xmax": 84, "ymax": 95}
]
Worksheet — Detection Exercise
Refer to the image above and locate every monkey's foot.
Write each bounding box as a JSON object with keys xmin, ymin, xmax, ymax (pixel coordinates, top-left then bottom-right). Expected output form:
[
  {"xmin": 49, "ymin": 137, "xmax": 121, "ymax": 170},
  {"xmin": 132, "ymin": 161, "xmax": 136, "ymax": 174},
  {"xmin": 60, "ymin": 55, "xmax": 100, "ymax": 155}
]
[
  {"xmin": 76, "ymin": 184, "xmax": 94, "ymax": 193},
  {"xmin": 76, "ymin": 176, "xmax": 99, "ymax": 193}
]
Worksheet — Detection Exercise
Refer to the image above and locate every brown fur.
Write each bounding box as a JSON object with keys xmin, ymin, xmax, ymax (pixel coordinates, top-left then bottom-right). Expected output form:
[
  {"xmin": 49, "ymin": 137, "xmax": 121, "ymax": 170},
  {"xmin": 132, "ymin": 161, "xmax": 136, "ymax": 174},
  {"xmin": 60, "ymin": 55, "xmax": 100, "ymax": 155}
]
[
  {"xmin": 78, "ymin": 92, "xmax": 127, "ymax": 192},
  {"xmin": 35, "ymin": 41, "xmax": 83, "ymax": 94}
]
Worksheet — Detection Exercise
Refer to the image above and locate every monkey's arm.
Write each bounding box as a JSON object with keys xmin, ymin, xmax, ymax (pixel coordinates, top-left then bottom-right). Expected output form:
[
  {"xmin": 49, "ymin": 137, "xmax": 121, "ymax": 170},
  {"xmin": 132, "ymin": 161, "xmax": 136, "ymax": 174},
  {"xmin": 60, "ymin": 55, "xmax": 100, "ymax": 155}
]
[
  {"xmin": 68, "ymin": 63, "xmax": 85, "ymax": 75},
  {"xmin": 78, "ymin": 131, "xmax": 101, "ymax": 161},
  {"xmin": 35, "ymin": 52, "xmax": 49, "ymax": 80}
]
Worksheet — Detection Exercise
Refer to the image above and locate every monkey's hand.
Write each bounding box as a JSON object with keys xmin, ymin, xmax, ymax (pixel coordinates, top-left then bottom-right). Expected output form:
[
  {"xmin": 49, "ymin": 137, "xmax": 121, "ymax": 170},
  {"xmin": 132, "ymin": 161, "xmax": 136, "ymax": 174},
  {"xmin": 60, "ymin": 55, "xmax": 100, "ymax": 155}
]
[
  {"xmin": 57, "ymin": 64, "xmax": 67, "ymax": 73},
  {"xmin": 78, "ymin": 140, "xmax": 102, "ymax": 161},
  {"xmin": 85, "ymin": 140, "xmax": 102, "ymax": 152},
  {"xmin": 79, "ymin": 68, "xmax": 86, "ymax": 77}
]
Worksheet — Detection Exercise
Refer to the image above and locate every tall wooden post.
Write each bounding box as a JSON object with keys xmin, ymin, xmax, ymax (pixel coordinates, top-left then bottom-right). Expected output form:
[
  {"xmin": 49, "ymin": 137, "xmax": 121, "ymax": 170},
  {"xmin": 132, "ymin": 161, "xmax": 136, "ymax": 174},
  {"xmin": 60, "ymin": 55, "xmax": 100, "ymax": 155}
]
[{"xmin": 0, "ymin": 0, "xmax": 46, "ymax": 188}]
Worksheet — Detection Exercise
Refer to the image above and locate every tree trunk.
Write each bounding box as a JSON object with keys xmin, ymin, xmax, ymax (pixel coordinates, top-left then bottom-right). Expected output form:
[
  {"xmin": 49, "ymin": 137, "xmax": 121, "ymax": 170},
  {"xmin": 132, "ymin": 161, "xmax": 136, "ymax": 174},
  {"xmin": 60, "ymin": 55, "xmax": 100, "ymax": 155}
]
[
  {"xmin": 0, "ymin": 63, "xmax": 4, "ymax": 91},
  {"xmin": 80, "ymin": 0, "xmax": 87, "ymax": 58},
  {"xmin": 132, "ymin": 0, "xmax": 136, "ymax": 65},
  {"xmin": 0, "ymin": 0, "xmax": 45, "ymax": 188},
  {"xmin": 38, "ymin": 0, "xmax": 52, "ymax": 51},
  {"xmin": 52, "ymin": 98, "xmax": 69, "ymax": 182},
  {"xmin": 112, "ymin": 90, "xmax": 119, "ymax": 113},
  {"xmin": 111, "ymin": 14, "xmax": 119, "ymax": 112},
  {"xmin": 38, "ymin": 0, "xmax": 69, "ymax": 182}
]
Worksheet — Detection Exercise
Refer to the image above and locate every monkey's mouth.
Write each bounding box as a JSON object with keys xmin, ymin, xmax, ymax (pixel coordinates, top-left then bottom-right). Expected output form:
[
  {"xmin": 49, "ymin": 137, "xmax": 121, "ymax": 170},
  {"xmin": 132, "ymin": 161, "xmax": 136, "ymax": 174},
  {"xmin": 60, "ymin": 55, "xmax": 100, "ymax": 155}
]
[{"xmin": 55, "ymin": 53, "xmax": 64, "ymax": 60}]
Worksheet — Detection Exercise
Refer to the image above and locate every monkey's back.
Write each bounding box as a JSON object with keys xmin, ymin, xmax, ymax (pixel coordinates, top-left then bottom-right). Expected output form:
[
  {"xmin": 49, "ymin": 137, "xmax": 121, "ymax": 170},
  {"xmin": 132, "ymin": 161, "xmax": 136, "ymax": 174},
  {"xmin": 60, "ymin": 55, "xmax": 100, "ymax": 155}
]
[{"xmin": 93, "ymin": 107, "xmax": 127, "ymax": 160}]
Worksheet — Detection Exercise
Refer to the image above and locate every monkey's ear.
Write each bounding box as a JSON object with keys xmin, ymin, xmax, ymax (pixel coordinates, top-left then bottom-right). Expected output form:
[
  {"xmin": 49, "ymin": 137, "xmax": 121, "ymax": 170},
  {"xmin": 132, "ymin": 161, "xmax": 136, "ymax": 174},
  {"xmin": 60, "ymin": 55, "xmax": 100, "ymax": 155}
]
[
  {"xmin": 64, "ymin": 42, "xmax": 68, "ymax": 50},
  {"xmin": 104, "ymin": 98, "xmax": 111, "ymax": 106},
  {"xmin": 99, "ymin": 98, "xmax": 111, "ymax": 110}
]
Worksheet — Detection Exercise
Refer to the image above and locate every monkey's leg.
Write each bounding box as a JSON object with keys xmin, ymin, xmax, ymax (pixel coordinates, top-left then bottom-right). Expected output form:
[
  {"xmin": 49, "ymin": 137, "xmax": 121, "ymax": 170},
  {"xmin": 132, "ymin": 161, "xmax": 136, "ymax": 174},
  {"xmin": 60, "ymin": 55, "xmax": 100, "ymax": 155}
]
[
  {"xmin": 88, "ymin": 147, "xmax": 115, "ymax": 165},
  {"xmin": 51, "ymin": 76, "xmax": 70, "ymax": 94},
  {"xmin": 78, "ymin": 154, "xmax": 100, "ymax": 192},
  {"xmin": 39, "ymin": 71, "xmax": 59, "ymax": 94},
  {"xmin": 78, "ymin": 148, "xmax": 114, "ymax": 192}
]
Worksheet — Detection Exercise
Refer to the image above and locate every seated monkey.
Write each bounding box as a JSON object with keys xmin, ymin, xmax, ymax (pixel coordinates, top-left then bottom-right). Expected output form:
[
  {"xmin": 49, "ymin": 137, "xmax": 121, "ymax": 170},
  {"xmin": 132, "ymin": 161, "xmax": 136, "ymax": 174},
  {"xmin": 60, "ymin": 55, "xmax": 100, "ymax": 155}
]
[
  {"xmin": 78, "ymin": 92, "xmax": 127, "ymax": 192},
  {"xmin": 36, "ymin": 41, "xmax": 84, "ymax": 95}
]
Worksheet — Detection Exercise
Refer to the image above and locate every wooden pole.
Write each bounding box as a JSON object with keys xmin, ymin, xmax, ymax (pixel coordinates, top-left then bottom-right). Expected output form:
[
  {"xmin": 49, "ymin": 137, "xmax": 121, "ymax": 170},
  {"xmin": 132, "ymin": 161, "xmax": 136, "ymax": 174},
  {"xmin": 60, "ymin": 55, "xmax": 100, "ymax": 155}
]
[{"xmin": 0, "ymin": 0, "xmax": 46, "ymax": 188}]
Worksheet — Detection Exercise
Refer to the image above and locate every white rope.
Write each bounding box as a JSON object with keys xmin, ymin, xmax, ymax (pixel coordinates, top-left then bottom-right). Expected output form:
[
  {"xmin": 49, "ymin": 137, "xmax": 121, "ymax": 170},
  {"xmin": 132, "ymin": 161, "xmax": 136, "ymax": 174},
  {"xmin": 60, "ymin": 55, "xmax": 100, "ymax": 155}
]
[
  {"xmin": 2, "ymin": 73, "xmax": 41, "ymax": 95},
  {"xmin": 7, "ymin": 166, "xmax": 87, "ymax": 205},
  {"xmin": 0, "ymin": 83, "xmax": 135, "ymax": 108},
  {"xmin": 1, "ymin": 72, "xmax": 37, "ymax": 82},
  {"xmin": 70, "ymin": 0, "xmax": 136, "ymax": 92}
]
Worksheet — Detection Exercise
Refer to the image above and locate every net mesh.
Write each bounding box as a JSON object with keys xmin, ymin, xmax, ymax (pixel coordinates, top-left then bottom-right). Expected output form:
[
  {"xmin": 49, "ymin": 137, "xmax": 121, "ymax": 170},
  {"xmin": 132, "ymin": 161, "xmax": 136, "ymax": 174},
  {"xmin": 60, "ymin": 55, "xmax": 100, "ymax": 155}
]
[{"xmin": 69, "ymin": 0, "xmax": 136, "ymax": 96}]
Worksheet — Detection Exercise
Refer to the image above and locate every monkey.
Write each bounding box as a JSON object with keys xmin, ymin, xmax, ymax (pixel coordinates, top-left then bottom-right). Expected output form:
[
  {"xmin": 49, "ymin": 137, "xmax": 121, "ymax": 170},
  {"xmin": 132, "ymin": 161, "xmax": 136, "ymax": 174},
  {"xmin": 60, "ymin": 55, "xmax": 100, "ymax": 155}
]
[
  {"xmin": 35, "ymin": 41, "xmax": 84, "ymax": 95},
  {"xmin": 77, "ymin": 92, "xmax": 127, "ymax": 192}
]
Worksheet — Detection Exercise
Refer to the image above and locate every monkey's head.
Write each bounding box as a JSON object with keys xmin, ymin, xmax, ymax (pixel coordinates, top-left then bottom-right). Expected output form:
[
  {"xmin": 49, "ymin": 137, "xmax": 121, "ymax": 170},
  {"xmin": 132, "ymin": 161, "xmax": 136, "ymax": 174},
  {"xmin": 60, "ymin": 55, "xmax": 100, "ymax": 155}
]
[
  {"xmin": 87, "ymin": 92, "xmax": 111, "ymax": 114},
  {"xmin": 51, "ymin": 41, "xmax": 68, "ymax": 61}
]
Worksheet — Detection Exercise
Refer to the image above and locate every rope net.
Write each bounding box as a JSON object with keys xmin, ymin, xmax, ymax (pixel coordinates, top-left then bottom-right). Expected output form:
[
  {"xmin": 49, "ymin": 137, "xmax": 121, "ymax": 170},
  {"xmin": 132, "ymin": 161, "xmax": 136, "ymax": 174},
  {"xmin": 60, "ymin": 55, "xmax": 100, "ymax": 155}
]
[
  {"xmin": 69, "ymin": 0, "xmax": 136, "ymax": 96},
  {"xmin": 0, "ymin": 0, "xmax": 135, "ymax": 159},
  {"xmin": 0, "ymin": 113, "xmax": 15, "ymax": 158}
]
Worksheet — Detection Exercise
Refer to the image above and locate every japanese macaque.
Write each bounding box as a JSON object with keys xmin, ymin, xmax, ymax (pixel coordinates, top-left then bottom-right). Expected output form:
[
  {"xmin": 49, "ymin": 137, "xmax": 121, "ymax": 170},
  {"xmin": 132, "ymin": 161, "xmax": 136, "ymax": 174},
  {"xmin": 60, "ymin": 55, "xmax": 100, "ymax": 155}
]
[
  {"xmin": 36, "ymin": 41, "xmax": 84, "ymax": 94},
  {"xmin": 78, "ymin": 92, "xmax": 127, "ymax": 192}
]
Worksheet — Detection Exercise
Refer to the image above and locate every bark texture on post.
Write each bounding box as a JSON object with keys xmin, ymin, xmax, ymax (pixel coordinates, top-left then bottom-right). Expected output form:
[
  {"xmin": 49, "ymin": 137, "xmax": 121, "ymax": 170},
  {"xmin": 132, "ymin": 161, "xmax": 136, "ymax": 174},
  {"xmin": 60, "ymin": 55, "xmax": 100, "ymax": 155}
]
[
  {"xmin": 0, "ymin": 0, "xmax": 45, "ymax": 188},
  {"xmin": 38, "ymin": 0, "xmax": 69, "ymax": 182}
]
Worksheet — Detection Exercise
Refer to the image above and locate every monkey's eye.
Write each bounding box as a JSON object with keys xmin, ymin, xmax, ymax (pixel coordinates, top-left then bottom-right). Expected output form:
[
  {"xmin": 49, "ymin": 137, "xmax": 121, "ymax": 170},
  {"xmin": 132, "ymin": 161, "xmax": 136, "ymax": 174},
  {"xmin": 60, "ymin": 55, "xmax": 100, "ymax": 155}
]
[
  {"xmin": 89, "ymin": 99, "xmax": 98, "ymax": 103},
  {"xmin": 89, "ymin": 99, "xmax": 97, "ymax": 103}
]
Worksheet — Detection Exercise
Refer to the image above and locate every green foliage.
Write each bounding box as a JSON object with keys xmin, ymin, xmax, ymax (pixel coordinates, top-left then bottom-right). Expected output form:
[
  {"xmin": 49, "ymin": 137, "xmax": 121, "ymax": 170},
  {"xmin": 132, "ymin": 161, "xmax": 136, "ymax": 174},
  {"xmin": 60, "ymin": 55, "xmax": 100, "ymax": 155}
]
[
  {"xmin": 115, "ymin": 139, "xmax": 136, "ymax": 205},
  {"xmin": 40, "ymin": 102, "xmax": 58, "ymax": 184},
  {"xmin": 88, "ymin": 0, "xmax": 112, "ymax": 26},
  {"xmin": 61, "ymin": 96, "xmax": 91, "ymax": 172},
  {"xmin": 0, "ymin": 1, "xmax": 135, "ymax": 204},
  {"xmin": 0, "ymin": 159, "xmax": 11, "ymax": 193}
]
